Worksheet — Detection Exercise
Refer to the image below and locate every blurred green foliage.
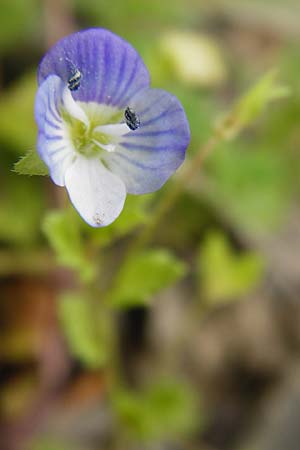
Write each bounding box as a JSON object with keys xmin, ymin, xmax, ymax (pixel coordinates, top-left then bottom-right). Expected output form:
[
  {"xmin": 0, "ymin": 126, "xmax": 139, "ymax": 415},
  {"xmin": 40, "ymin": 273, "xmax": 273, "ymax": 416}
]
[
  {"xmin": 198, "ymin": 231, "xmax": 264, "ymax": 304},
  {"xmin": 113, "ymin": 379, "xmax": 198, "ymax": 442},
  {"xmin": 1, "ymin": 1, "xmax": 300, "ymax": 448},
  {"xmin": 109, "ymin": 249, "xmax": 187, "ymax": 308},
  {"xmin": 42, "ymin": 209, "xmax": 96, "ymax": 282},
  {"xmin": 206, "ymin": 145, "xmax": 290, "ymax": 233},
  {"xmin": 217, "ymin": 70, "xmax": 290, "ymax": 140},
  {"xmin": 0, "ymin": 73, "xmax": 37, "ymax": 153},
  {"xmin": 59, "ymin": 291, "xmax": 110, "ymax": 368},
  {"xmin": 0, "ymin": 0, "xmax": 38, "ymax": 52},
  {"xmin": 31, "ymin": 439, "xmax": 69, "ymax": 450}
]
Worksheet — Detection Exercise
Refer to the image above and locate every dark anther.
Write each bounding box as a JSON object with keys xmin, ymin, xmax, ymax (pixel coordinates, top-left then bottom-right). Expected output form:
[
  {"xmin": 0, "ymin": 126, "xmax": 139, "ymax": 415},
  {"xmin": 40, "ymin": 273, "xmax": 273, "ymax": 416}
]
[
  {"xmin": 68, "ymin": 69, "xmax": 81, "ymax": 91},
  {"xmin": 124, "ymin": 106, "xmax": 140, "ymax": 130}
]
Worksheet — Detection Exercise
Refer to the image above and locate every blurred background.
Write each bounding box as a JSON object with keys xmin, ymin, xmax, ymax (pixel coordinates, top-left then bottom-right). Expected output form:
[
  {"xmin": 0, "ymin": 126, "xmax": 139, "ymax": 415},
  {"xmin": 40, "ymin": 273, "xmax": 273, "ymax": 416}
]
[{"xmin": 1, "ymin": 0, "xmax": 300, "ymax": 449}]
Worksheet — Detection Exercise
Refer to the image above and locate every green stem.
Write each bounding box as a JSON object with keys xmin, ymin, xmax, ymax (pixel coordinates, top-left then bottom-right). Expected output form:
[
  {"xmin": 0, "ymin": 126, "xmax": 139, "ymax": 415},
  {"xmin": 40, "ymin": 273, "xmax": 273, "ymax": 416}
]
[{"xmin": 127, "ymin": 131, "xmax": 222, "ymax": 258}]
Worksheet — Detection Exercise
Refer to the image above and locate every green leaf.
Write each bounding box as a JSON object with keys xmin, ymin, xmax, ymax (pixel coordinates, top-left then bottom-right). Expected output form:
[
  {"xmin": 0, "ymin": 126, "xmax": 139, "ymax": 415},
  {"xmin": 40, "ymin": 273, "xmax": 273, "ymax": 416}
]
[
  {"xmin": 59, "ymin": 292, "xmax": 109, "ymax": 368},
  {"xmin": 113, "ymin": 380, "xmax": 198, "ymax": 442},
  {"xmin": 218, "ymin": 70, "xmax": 290, "ymax": 139},
  {"xmin": 206, "ymin": 146, "xmax": 290, "ymax": 234},
  {"xmin": 42, "ymin": 209, "xmax": 95, "ymax": 282},
  {"xmin": 0, "ymin": 0, "xmax": 39, "ymax": 52},
  {"xmin": 198, "ymin": 231, "xmax": 264, "ymax": 305},
  {"xmin": 109, "ymin": 249, "xmax": 187, "ymax": 308},
  {"xmin": 14, "ymin": 149, "xmax": 48, "ymax": 176},
  {"xmin": 0, "ymin": 72, "xmax": 37, "ymax": 153},
  {"xmin": 0, "ymin": 171, "xmax": 44, "ymax": 245}
]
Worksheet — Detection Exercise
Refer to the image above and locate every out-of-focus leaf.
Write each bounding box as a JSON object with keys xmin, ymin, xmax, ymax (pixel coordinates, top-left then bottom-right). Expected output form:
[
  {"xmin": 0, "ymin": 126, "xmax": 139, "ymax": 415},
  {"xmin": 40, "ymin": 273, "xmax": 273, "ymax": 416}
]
[
  {"xmin": 0, "ymin": 72, "xmax": 37, "ymax": 153},
  {"xmin": 0, "ymin": 172, "xmax": 44, "ymax": 245},
  {"xmin": 31, "ymin": 437, "xmax": 69, "ymax": 450},
  {"xmin": 73, "ymin": 0, "xmax": 184, "ymax": 34},
  {"xmin": 42, "ymin": 209, "xmax": 95, "ymax": 282},
  {"xmin": 218, "ymin": 70, "xmax": 290, "ymax": 139},
  {"xmin": 14, "ymin": 149, "xmax": 48, "ymax": 176},
  {"xmin": 0, "ymin": 375, "xmax": 36, "ymax": 419},
  {"xmin": 59, "ymin": 292, "xmax": 109, "ymax": 368},
  {"xmin": 198, "ymin": 231, "xmax": 264, "ymax": 304},
  {"xmin": 206, "ymin": 147, "xmax": 290, "ymax": 233},
  {"xmin": 0, "ymin": 0, "xmax": 38, "ymax": 52},
  {"xmin": 113, "ymin": 379, "xmax": 198, "ymax": 441},
  {"xmin": 109, "ymin": 249, "xmax": 187, "ymax": 308},
  {"xmin": 159, "ymin": 31, "xmax": 227, "ymax": 88}
]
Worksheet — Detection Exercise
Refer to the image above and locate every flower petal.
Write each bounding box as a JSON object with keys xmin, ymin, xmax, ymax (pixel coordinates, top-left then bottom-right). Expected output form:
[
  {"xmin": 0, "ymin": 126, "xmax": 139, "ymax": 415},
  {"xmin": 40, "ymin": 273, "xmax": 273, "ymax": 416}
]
[
  {"xmin": 64, "ymin": 156, "xmax": 126, "ymax": 227},
  {"xmin": 103, "ymin": 88, "xmax": 190, "ymax": 194},
  {"xmin": 35, "ymin": 75, "xmax": 79, "ymax": 186},
  {"xmin": 38, "ymin": 28, "xmax": 150, "ymax": 108}
]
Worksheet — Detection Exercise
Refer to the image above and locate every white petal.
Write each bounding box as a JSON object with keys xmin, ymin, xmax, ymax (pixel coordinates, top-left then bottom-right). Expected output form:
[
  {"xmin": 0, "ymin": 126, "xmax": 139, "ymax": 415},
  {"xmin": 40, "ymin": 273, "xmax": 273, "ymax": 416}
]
[
  {"xmin": 64, "ymin": 156, "xmax": 126, "ymax": 227},
  {"xmin": 62, "ymin": 87, "xmax": 89, "ymax": 127},
  {"xmin": 35, "ymin": 75, "xmax": 77, "ymax": 186}
]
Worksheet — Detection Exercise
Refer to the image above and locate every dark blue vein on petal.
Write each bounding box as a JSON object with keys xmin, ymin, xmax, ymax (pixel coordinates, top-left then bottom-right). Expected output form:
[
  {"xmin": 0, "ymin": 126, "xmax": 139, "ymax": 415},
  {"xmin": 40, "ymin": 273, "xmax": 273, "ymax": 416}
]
[
  {"xmin": 125, "ymin": 128, "xmax": 182, "ymax": 138},
  {"xmin": 113, "ymin": 55, "xmax": 139, "ymax": 107},
  {"xmin": 47, "ymin": 96, "xmax": 61, "ymax": 123},
  {"xmin": 45, "ymin": 117, "xmax": 62, "ymax": 130},
  {"xmin": 113, "ymin": 151, "xmax": 181, "ymax": 171},
  {"xmin": 111, "ymin": 47, "xmax": 128, "ymax": 106},
  {"xmin": 44, "ymin": 134, "xmax": 63, "ymax": 142},
  {"xmin": 141, "ymin": 108, "xmax": 183, "ymax": 127},
  {"xmin": 98, "ymin": 37, "xmax": 110, "ymax": 103},
  {"xmin": 119, "ymin": 142, "xmax": 185, "ymax": 152}
]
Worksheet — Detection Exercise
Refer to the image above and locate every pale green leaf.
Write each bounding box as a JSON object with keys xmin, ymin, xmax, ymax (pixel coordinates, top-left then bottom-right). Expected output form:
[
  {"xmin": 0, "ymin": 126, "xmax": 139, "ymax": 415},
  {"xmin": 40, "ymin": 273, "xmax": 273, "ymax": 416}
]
[
  {"xmin": 42, "ymin": 209, "xmax": 95, "ymax": 282},
  {"xmin": 109, "ymin": 249, "xmax": 187, "ymax": 308},
  {"xmin": 217, "ymin": 70, "xmax": 290, "ymax": 139},
  {"xmin": 206, "ymin": 147, "xmax": 290, "ymax": 234},
  {"xmin": 113, "ymin": 380, "xmax": 198, "ymax": 441},
  {"xmin": 0, "ymin": 172, "xmax": 44, "ymax": 245},
  {"xmin": 199, "ymin": 231, "xmax": 264, "ymax": 304},
  {"xmin": 0, "ymin": 72, "xmax": 37, "ymax": 153},
  {"xmin": 59, "ymin": 292, "xmax": 109, "ymax": 368},
  {"xmin": 14, "ymin": 149, "xmax": 48, "ymax": 176}
]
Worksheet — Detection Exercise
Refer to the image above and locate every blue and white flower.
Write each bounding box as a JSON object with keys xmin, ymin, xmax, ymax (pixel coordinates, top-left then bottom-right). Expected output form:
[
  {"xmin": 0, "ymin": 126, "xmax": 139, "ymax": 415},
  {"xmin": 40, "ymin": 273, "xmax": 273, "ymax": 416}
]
[{"xmin": 35, "ymin": 28, "xmax": 190, "ymax": 227}]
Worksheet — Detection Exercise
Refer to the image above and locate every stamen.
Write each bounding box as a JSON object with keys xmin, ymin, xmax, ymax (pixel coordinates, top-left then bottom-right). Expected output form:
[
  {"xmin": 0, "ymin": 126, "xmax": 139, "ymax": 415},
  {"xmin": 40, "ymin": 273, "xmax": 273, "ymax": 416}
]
[
  {"xmin": 62, "ymin": 87, "xmax": 89, "ymax": 127},
  {"xmin": 94, "ymin": 123, "xmax": 130, "ymax": 137},
  {"xmin": 92, "ymin": 139, "xmax": 116, "ymax": 153},
  {"xmin": 124, "ymin": 107, "xmax": 140, "ymax": 130},
  {"xmin": 68, "ymin": 69, "xmax": 82, "ymax": 91}
]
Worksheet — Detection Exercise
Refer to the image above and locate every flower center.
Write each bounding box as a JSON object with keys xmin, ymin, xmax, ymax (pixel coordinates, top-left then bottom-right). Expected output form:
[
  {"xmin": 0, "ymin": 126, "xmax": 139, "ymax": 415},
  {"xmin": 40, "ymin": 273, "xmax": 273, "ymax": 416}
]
[{"xmin": 62, "ymin": 101, "xmax": 129, "ymax": 158}]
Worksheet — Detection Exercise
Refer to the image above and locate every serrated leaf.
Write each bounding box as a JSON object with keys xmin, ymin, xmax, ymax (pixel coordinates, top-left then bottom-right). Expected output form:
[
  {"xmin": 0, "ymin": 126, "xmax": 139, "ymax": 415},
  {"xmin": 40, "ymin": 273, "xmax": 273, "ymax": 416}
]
[
  {"xmin": 109, "ymin": 249, "xmax": 187, "ymax": 308},
  {"xmin": 198, "ymin": 231, "xmax": 264, "ymax": 304},
  {"xmin": 42, "ymin": 209, "xmax": 95, "ymax": 282},
  {"xmin": 14, "ymin": 149, "xmax": 48, "ymax": 176},
  {"xmin": 59, "ymin": 292, "xmax": 109, "ymax": 368}
]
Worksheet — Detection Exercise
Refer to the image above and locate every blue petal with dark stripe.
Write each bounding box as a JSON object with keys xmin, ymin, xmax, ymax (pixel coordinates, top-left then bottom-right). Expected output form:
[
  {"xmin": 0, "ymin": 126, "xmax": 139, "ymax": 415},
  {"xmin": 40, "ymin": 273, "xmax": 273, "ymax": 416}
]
[
  {"xmin": 104, "ymin": 88, "xmax": 190, "ymax": 194},
  {"xmin": 38, "ymin": 28, "xmax": 150, "ymax": 108}
]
